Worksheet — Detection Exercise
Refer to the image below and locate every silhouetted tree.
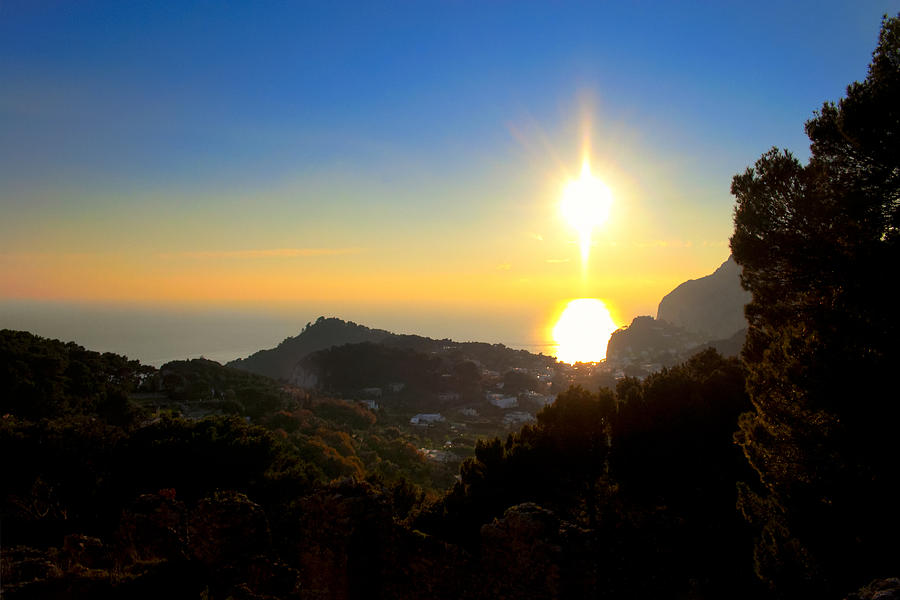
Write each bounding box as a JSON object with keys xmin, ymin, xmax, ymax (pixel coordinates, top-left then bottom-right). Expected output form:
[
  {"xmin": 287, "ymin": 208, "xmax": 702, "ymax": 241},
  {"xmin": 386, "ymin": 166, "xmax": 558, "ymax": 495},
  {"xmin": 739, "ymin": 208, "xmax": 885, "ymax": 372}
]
[
  {"xmin": 501, "ymin": 369, "xmax": 539, "ymax": 394},
  {"xmin": 452, "ymin": 360, "xmax": 482, "ymax": 392},
  {"xmin": 730, "ymin": 14, "xmax": 900, "ymax": 596},
  {"xmin": 415, "ymin": 349, "xmax": 757, "ymax": 599}
]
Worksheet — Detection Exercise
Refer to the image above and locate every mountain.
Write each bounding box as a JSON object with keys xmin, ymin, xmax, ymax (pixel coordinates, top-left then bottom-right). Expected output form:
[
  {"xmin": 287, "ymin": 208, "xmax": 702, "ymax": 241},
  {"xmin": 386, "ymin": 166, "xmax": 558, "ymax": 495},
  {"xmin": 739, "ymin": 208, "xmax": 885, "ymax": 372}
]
[
  {"xmin": 227, "ymin": 317, "xmax": 393, "ymax": 380},
  {"xmin": 656, "ymin": 255, "xmax": 750, "ymax": 340},
  {"xmin": 606, "ymin": 315, "xmax": 703, "ymax": 367},
  {"xmin": 605, "ymin": 257, "xmax": 750, "ymax": 371},
  {"xmin": 706, "ymin": 327, "xmax": 747, "ymax": 358},
  {"xmin": 228, "ymin": 316, "xmax": 555, "ymax": 382}
]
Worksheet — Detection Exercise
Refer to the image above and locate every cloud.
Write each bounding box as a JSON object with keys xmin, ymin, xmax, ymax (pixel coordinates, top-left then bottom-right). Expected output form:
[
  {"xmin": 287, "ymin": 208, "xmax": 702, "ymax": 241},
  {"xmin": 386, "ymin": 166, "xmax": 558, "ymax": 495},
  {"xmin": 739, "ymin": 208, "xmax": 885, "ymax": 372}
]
[
  {"xmin": 529, "ymin": 232, "xmax": 544, "ymax": 241},
  {"xmin": 545, "ymin": 258, "xmax": 570, "ymax": 263},
  {"xmin": 159, "ymin": 248, "xmax": 364, "ymax": 259},
  {"xmin": 496, "ymin": 263, "xmax": 512, "ymax": 271},
  {"xmin": 630, "ymin": 240, "xmax": 699, "ymax": 249}
]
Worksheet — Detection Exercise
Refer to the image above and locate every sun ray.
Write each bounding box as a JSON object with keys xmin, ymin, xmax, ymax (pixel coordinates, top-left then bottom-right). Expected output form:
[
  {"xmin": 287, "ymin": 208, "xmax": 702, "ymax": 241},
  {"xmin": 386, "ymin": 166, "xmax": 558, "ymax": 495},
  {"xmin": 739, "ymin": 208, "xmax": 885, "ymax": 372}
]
[{"xmin": 560, "ymin": 159, "xmax": 612, "ymax": 268}]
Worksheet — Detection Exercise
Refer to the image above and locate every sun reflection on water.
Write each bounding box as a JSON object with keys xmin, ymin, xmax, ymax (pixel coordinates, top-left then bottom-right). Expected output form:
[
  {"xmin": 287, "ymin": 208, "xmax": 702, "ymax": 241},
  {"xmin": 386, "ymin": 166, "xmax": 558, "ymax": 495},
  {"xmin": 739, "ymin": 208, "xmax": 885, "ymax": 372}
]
[{"xmin": 551, "ymin": 298, "xmax": 619, "ymax": 364}]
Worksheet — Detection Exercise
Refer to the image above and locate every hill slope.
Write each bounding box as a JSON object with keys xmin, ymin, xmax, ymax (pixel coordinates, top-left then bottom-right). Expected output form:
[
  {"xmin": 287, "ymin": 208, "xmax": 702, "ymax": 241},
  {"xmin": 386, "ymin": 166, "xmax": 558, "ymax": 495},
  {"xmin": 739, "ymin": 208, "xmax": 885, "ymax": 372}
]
[
  {"xmin": 605, "ymin": 257, "xmax": 750, "ymax": 369},
  {"xmin": 227, "ymin": 317, "xmax": 393, "ymax": 380},
  {"xmin": 228, "ymin": 316, "xmax": 555, "ymax": 382},
  {"xmin": 656, "ymin": 255, "xmax": 749, "ymax": 340}
]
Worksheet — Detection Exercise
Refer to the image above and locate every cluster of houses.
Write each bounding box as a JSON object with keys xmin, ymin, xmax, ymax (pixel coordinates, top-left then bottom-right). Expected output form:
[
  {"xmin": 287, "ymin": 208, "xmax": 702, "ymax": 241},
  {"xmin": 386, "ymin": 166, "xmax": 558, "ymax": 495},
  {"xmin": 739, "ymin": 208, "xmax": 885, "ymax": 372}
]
[
  {"xmin": 410, "ymin": 413, "xmax": 445, "ymax": 425},
  {"xmin": 409, "ymin": 386, "xmax": 556, "ymax": 430},
  {"xmin": 341, "ymin": 360, "xmax": 563, "ymax": 469}
]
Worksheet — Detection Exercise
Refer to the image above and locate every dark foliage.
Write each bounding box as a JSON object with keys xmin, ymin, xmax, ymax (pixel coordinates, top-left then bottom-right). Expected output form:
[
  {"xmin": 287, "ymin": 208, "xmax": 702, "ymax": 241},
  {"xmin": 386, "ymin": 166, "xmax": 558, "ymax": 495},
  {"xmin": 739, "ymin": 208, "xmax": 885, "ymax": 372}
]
[
  {"xmin": 1, "ymin": 329, "xmax": 152, "ymax": 424},
  {"xmin": 501, "ymin": 369, "xmax": 540, "ymax": 394},
  {"xmin": 416, "ymin": 349, "xmax": 758, "ymax": 598},
  {"xmin": 730, "ymin": 14, "xmax": 900, "ymax": 597},
  {"xmin": 158, "ymin": 357, "xmax": 289, "ymax": 419},
  {"xmin": 0, "ymin": 331, "xmax": 433, "ymax": 598},
  {"xmin": 302, "ymin": 342, "xmax": 443, "ymax": 394},
  {"xmin": 3, "ymin": 325, "xmax": 763, "ymax": 598}
]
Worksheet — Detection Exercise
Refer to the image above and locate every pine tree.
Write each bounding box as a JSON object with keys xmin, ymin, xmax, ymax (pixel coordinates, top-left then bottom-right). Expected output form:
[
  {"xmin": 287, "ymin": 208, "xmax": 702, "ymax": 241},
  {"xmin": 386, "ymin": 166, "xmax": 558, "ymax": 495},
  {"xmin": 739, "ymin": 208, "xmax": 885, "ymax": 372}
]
[{"xmin": 731, "ymin": 14, "xmax": 900, "ymax": 596}]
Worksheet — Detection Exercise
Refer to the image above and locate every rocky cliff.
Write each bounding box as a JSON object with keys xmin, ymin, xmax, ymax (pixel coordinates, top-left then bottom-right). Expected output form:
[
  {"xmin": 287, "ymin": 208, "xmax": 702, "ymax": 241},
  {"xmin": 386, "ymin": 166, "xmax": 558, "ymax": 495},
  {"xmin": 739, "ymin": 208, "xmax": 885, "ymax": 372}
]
[{"xmin": 656, "ymin": 255, "xmax": 749, "ymax": 340}]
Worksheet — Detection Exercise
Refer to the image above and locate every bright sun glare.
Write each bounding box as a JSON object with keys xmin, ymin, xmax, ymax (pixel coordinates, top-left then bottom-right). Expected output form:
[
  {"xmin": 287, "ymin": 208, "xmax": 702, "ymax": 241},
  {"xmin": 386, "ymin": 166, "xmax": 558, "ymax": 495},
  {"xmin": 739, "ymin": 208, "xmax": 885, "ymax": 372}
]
[
  {"xmin": 560, "ymin": 159, "xmax": 612, "ymax": 263},
  {"xmin": 552, "ymin": 298, "xmax": 619, "ymax": 364}
]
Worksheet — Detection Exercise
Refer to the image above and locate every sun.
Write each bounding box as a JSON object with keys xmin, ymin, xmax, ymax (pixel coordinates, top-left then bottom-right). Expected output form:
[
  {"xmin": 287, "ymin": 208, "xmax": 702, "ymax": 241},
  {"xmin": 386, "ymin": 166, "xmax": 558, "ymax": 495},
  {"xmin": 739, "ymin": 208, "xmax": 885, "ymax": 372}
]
[
  {"xmin": 552, "ymin": 298, "xmax": 619, "ymax": 364},
  {"xmin": 560, "ymin": 159, "xmax": 613, "ymax": 263}
]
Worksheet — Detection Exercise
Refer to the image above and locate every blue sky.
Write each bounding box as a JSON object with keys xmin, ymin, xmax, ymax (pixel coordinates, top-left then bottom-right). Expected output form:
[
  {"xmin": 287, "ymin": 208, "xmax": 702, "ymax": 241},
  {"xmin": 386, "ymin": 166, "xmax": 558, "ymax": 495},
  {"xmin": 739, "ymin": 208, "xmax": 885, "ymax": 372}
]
[{"xmin": 3, "ymin": 1, "xmax": 892, "ymax": 190}]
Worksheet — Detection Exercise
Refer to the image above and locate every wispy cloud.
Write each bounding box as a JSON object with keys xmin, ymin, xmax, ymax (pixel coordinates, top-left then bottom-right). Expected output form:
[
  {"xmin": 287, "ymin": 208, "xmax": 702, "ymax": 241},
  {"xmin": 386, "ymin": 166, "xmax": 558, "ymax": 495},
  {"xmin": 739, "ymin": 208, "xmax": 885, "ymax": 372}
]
[
  {"xmin": 159, "ymin": 248, "xmax": 364, "ymax": 259},
  {"xmin": 631, "ymin": 240, "xmax": 697, "ymax": 249},
  {"xmin": 545, "ymin": 258, "xmax": 570, "ymax": 264},
  {"xmin": 496, "ymin": 263, "xmax": 512, "ymax": 271}
]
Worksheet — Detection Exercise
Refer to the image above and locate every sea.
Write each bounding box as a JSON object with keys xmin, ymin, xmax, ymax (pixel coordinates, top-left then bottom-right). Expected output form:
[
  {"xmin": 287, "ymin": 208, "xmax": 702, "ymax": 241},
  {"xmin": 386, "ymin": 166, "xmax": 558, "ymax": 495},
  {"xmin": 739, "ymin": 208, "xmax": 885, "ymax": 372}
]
[{"xmin": 0, "ymin": 300, "xmax": 554, "ymax": 367}]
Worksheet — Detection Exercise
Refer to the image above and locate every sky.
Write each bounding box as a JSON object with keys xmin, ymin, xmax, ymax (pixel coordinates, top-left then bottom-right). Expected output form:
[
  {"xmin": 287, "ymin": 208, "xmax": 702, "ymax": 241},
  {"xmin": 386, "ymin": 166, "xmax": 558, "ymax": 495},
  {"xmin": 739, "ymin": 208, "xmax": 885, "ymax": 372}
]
[{"xmin": 1, "ymin": 1, "xmax": 897, "ymax": 364}]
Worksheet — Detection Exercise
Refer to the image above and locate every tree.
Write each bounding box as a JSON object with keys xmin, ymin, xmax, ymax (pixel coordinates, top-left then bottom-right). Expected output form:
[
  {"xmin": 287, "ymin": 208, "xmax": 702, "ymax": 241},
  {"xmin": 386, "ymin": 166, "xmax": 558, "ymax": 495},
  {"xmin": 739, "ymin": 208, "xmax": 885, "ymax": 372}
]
[{"xmin": 730, "ymin": 14, "xmax": 900, "ymax": 596}]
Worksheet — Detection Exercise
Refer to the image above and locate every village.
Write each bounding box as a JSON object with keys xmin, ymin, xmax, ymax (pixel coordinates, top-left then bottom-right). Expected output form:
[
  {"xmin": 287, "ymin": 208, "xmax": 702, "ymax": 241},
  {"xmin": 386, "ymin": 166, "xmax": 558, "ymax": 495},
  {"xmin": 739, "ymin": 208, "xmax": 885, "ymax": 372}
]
[{"xmin": 342, "ymin": 346, "xmax": 665, "ymax": 467}]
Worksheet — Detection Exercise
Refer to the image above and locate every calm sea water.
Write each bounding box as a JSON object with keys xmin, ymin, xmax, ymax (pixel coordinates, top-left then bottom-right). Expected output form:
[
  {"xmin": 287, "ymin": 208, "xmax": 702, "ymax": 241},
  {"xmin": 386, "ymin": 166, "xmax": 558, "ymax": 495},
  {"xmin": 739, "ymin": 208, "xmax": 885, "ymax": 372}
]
[{"xmin": 0, "ymin": 301, "xmax": 552, "ymax": 366}]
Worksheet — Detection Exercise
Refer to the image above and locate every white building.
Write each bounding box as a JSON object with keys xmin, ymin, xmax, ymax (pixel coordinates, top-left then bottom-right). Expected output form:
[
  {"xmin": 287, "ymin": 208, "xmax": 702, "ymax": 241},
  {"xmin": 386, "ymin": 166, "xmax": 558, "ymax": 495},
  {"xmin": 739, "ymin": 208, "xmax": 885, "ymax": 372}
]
[
  {"xmin": 503, "ymin": 411, "xmax": 536, "ymax": 427},
  {"xmin": 521, "ymin": 390, "xmax": 555, "ymax": 407},
  {"xmin": 410, "ymin": 413, "xmax": 445, "ymax": 425},
  {"xmin": 419, "ymin": 448, "xmax": 456, "ymax": 463},
  {"xmin": 486, "ymin": 393, "xmax": 518, "ymax": 409}
]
